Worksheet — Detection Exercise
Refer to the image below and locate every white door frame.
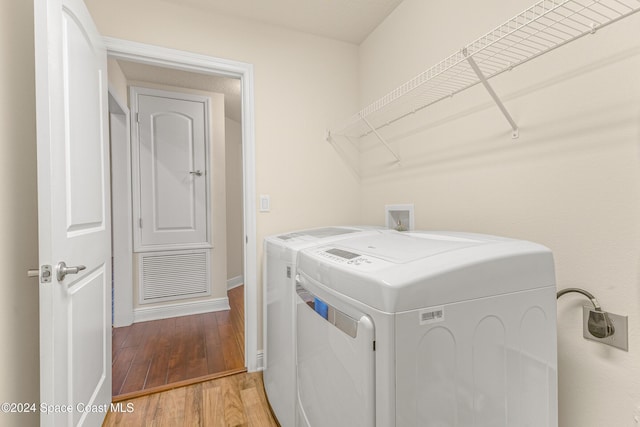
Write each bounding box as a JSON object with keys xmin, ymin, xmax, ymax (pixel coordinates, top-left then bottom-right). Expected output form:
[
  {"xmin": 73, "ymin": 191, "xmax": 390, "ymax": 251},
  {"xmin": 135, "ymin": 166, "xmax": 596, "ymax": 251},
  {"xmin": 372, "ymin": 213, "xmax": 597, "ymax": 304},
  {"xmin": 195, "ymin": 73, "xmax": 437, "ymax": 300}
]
[
  {"xmin": 109, "ymin": 87, "xmax": 134, "ymax": 327},
  {"xmin": 104, "ymin": 37, "xmax": 259, "ymax": 372}
]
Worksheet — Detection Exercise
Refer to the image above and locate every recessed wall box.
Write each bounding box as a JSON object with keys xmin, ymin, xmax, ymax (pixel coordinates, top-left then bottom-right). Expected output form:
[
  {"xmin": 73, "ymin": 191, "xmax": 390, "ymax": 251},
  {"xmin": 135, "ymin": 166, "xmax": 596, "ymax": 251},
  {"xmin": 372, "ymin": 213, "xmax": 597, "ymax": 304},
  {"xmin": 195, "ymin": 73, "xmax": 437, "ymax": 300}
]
[{"xmin": 385, "ymin": 204, "xmax": 414, "ymax": 231}]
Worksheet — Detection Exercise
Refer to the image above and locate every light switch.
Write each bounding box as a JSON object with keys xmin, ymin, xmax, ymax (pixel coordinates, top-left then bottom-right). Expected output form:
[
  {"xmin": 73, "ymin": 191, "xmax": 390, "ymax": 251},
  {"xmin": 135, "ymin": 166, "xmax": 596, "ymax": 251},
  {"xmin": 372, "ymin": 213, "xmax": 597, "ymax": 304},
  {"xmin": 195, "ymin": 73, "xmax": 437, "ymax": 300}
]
[{"xmin": 260, "ymin": 195, "xmax": 271, "ymax": 212}]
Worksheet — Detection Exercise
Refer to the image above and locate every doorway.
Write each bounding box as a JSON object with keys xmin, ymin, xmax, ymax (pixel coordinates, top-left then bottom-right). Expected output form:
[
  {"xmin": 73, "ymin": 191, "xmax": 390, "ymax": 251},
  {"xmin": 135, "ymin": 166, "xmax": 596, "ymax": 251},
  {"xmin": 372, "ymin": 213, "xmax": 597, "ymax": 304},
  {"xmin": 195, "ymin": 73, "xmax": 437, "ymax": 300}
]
[{"xmin": 105, "ymin": 38, "xmax": 258, "ymax": 396}]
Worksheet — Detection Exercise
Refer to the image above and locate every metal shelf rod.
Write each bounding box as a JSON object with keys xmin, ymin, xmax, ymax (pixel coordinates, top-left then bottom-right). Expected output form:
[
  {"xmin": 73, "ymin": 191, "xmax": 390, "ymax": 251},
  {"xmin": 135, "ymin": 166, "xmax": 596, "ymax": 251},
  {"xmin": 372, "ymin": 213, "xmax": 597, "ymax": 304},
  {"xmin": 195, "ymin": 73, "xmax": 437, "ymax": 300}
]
[
  {"xmin": 360, "ymin": 115, "xmax": 401, "ymax": 163},
  {"xmin": 465, "ymin": 53, "xmax": 519, "ymax": 139}
]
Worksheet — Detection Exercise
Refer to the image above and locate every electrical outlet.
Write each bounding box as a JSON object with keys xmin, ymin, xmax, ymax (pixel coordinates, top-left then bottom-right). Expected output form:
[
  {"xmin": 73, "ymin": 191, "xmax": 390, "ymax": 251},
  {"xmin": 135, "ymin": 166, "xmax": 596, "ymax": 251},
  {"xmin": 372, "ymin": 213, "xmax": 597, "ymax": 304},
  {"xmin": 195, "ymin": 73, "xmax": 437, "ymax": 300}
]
[{"xmin": 582, "ymin": 306, "xmax": 628, "ymax": 351}]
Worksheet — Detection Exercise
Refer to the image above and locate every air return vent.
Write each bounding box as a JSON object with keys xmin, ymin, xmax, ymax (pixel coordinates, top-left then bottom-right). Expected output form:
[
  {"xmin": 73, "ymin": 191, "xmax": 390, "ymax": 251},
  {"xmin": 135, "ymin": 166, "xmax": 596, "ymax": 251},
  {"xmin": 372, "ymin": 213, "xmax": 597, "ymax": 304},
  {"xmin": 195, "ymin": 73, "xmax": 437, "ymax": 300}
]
[{"xmin": 138, "ymin": 249, "xmax": 211, "ymax": 304}]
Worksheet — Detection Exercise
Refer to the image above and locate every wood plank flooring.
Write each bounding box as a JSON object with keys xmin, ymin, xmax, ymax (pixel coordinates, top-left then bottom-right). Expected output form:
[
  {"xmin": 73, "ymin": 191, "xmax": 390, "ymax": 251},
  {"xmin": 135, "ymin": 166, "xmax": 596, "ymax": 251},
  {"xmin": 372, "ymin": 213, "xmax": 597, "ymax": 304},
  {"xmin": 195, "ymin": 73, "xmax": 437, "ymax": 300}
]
[
  {"xmin": 112, "ymin": 286, "xmax": 245, "ymax": 397},
  {"xmin": 102, "ymin": 372, "xmax": 279, "ymax": 427}
]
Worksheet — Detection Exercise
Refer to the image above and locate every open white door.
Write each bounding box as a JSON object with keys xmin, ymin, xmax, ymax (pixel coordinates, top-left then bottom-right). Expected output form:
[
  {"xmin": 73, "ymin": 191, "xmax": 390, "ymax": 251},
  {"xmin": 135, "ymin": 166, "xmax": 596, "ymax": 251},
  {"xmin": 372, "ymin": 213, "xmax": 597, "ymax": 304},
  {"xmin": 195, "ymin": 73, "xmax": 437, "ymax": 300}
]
[{"xmin": 34, "ymin": 0, "xmax": 112, "ymax": 425}]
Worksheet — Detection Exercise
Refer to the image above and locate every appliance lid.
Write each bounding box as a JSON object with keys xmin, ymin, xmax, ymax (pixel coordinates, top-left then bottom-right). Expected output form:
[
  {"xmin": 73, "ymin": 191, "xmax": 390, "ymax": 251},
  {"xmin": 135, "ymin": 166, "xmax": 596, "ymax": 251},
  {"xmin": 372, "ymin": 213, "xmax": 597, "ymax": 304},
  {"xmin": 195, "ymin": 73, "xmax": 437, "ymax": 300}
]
[
  {"xmin": 297, "ymin": 231, "xmax": 555, "ymax": 312},
  {"xmin": 276, "ymin": 227, "xmax": 361, "ymax": 241},
  {"xmin": 336, "ymin": 231, "xmax": 484, "ymax": 263}
]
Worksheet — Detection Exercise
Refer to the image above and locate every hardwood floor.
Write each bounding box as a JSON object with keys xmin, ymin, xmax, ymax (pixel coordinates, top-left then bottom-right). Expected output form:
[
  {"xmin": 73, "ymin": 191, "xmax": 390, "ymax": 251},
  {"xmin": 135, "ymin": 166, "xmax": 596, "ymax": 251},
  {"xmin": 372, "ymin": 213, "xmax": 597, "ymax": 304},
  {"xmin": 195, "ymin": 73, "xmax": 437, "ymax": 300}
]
[
  {"xmin": 112, "ymin": 286, "xmax": 245, "ymax": 398},
  {"xmin": 102, "ymin": 371, "xmax": 279, "ymax": 426}
]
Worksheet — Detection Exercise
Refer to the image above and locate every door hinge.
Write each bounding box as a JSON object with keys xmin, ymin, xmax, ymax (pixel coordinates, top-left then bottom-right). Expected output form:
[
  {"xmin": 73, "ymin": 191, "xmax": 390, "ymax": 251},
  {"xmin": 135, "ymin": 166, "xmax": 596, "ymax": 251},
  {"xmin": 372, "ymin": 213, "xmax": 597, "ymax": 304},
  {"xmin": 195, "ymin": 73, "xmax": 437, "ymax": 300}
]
[
  {"xmin": 373, "ymin": 340, "xmax": 376, "ymax": 351},
  {"xmin": 136, "ymin": 112, "xmax": 140, "ymax": 123},
  {"xmin": 139, "ymin": 218, "xmax": 143, "ymax": 228}
]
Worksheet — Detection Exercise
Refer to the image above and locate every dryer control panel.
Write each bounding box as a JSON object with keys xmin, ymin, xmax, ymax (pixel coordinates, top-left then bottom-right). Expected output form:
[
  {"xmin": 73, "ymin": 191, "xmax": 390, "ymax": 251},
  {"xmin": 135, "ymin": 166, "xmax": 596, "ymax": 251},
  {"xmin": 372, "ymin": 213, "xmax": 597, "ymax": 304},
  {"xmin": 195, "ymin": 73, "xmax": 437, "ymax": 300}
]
[{"xmin": 317, "ymin": 247, "xmax": 374, "ymax": 267}]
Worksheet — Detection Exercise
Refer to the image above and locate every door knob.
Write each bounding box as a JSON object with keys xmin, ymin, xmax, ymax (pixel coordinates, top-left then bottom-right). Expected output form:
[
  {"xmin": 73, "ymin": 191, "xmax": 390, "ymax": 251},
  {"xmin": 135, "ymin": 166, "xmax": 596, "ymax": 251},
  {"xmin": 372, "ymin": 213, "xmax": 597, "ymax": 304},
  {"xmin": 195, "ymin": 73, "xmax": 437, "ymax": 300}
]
[
  {"xmin": 56, "ymin": 262, "xmax": 86, "ymax": 281},
  {"xmin": 189, "ymin": 170, "xmax": 203, "ymax": 177}
]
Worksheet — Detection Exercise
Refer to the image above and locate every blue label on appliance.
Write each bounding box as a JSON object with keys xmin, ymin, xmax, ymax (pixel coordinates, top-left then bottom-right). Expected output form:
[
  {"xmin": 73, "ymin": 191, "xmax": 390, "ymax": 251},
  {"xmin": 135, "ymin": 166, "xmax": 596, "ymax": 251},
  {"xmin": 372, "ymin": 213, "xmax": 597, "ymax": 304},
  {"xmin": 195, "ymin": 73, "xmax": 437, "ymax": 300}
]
[{"xmin": 314, "ymin": 298, "xmax": 329, "ymax": 319}]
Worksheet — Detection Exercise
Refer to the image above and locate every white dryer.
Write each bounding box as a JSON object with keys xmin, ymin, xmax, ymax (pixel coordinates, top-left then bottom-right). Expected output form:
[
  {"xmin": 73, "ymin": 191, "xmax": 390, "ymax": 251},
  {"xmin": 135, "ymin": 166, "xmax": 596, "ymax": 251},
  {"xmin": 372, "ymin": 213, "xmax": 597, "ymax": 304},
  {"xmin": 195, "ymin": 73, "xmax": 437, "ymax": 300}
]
[
  {"xmin": 263, "ymin": 226, "xmax": 381, "ymax": 427},
  {"xmin": 295, "ymin": 230, "xmax": 558, "ymax": 427}
]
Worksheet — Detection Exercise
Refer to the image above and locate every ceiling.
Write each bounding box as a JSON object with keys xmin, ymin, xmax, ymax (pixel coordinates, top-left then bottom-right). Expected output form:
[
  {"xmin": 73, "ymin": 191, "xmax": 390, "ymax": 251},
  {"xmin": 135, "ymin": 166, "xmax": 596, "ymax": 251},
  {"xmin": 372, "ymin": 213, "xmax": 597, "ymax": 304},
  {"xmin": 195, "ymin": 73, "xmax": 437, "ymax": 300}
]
[
  {"xmin": 117, "ymin": 60, "xmax": 242, "ymax": 122},
  {"xmin": 160, "ymin": 0, "xmax": 404, "ymax": 44},
  {"xmin": 116, "ymin": 1, "xmax": 405, "ymax": 121}
]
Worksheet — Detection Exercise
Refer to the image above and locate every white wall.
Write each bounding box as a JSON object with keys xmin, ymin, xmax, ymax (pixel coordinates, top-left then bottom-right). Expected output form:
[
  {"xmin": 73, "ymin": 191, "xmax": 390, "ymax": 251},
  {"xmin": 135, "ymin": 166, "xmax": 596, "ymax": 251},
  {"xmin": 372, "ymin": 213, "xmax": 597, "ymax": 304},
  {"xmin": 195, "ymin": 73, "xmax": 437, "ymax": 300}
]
[
  {"xmin": 225, "ymin": 117, "xmax": 244, "ymax": 283},
  {"xmin": 358, "ymin": 1, "xmax": 640, "ymax": 426},
  {"xmin": 0, "ymin": 0, "xmax": 40, "ymax": 425},
  {"xmin": 83, "ymin": 0, "xmax": 362, "ymax": 347}
]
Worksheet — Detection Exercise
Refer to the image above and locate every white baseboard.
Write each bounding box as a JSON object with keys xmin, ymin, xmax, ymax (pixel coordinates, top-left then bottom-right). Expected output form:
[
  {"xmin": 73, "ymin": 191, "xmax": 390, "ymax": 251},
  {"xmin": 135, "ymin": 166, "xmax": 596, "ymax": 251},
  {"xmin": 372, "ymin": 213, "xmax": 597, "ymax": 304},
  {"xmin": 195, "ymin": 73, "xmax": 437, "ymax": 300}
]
[
  {"xmin": 255, "ymin": 350, "xmax": 265, "ymax": 371},
  {"xmin": 133, "ymin": 297, "xmax": 230, "ymax": 323},
  {"xmin": 227, "ymin": 275, "xmax": 244, "ymax": 290}
]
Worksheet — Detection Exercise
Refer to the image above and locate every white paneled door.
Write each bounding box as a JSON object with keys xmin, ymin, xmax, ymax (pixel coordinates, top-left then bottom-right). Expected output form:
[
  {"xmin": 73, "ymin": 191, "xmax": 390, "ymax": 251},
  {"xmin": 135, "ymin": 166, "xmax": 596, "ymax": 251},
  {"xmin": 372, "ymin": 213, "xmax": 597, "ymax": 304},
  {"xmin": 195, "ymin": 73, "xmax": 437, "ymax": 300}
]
[
  {"xmin": 34, "ymin": 0, "xmax": 112, "ymax": 425},
  {"xmin": 132, "ymin": 88, "xmax": 210, "ymax": 251}
]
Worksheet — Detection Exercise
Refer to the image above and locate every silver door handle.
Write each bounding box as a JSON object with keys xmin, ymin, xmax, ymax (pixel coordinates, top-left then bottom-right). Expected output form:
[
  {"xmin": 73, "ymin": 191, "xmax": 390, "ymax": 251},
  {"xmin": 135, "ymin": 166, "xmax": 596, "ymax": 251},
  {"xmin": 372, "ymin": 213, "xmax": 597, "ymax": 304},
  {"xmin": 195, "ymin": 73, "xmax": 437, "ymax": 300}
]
[
  {"xmin": 189, "ymin": 170, "xmax": 203, "ymax": 176},
  {"xmin": 56, "ymin": 262, "xmax": 86, "ymax": 281}
]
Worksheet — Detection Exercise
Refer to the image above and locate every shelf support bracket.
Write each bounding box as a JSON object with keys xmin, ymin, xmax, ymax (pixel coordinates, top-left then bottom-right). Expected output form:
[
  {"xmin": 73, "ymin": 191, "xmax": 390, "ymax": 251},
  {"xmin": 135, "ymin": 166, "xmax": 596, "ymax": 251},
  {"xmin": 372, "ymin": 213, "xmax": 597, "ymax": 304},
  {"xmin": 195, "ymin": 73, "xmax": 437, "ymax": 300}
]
[
  {"xmin": 360, "ymin": 114, "xmax": 401, "ymax": 164},
  {"xmin": 465, "ymin": 52, "xmax": 519, "ymax": 139}
]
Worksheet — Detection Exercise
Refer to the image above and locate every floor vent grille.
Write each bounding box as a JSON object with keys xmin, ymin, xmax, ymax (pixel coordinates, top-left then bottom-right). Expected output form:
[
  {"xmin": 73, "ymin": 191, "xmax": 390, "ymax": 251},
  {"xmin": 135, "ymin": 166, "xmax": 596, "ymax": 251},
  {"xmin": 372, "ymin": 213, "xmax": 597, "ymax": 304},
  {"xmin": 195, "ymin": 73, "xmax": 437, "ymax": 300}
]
[{"xmin": 139, "ymin": 249, "xmax": 211, "ymax": 303}]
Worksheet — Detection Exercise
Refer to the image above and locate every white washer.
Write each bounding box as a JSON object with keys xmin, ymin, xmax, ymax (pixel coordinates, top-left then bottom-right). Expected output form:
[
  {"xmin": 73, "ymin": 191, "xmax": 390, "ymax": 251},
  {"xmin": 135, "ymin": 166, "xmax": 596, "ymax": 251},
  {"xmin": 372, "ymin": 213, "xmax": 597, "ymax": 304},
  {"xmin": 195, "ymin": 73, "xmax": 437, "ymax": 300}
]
[
  {"xmin": 263, "ymin": 226, "xmax": 381, "ymax": 427},
  {"xmin": 295, "ymin": 230, "xmax": 558, "ymax": 427}
]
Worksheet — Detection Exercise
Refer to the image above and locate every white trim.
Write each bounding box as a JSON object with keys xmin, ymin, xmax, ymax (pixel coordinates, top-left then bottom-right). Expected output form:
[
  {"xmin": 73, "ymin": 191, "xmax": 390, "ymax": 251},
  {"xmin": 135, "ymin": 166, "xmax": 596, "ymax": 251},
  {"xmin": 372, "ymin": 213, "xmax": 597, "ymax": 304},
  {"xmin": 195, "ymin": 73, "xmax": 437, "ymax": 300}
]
[
  {"xmin": 133, "ymin": 297, "xmax": 230, "ymax": 323},
  {"xmin": 108, "ymin": 89, "xmax": 134, "ymax": 327},
  {"xmin": 227, "ymin": 275, "xmax": 244, "ymax": 290},
  {"xmin": 105, "ymin": 37, "xmax": 259, "ymax": 372},
  {"xmin": 132, "ymin": 243, "xmax": 213, "ymax": 253},
  {"xmin": 255, "ymin": 350, "xmax": 265, "ymax": 371}
]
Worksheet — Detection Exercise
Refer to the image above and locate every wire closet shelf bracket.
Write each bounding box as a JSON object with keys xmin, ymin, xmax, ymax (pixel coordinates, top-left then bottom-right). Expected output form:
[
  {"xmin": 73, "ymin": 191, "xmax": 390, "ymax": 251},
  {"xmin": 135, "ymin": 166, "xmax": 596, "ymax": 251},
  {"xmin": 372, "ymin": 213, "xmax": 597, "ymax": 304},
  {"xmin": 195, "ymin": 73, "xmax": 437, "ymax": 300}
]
[{"xmin": 327, "ymin": 0, "xmax": 640, "ymax": 163}]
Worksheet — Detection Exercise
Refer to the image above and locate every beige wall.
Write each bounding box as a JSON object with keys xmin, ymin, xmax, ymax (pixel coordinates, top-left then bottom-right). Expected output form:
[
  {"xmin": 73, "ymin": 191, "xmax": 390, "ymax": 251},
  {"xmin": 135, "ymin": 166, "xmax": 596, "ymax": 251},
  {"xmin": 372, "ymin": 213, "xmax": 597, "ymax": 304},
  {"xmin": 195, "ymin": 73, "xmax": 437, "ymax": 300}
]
[
  {"xmin": 0, "ymin": 0, "xmax": 40, "ymax": 425},
  {"xmin": 358, "ymin": 1, "xmax": 640, "ymax": 425},
  {"xmin": 225, "ymin": 117, "xmax": 244, "ymax": 282},
  {"xmin": 83, "ymin": 0, "xmax": 362, "ymax": 347},
  {"xmin": 15, "ymin": 1, "xmax": 633, "ymax": 424}
]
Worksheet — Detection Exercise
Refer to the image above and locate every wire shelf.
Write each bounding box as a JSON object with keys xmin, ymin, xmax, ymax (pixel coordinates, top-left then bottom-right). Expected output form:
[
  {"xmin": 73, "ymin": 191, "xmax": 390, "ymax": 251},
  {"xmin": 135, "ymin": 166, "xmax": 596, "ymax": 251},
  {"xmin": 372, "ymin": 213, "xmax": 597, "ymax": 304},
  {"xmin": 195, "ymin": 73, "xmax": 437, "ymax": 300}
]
[{"xmin": 330, "ymin": 0, "xmax": 640, "ymax": 142}]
